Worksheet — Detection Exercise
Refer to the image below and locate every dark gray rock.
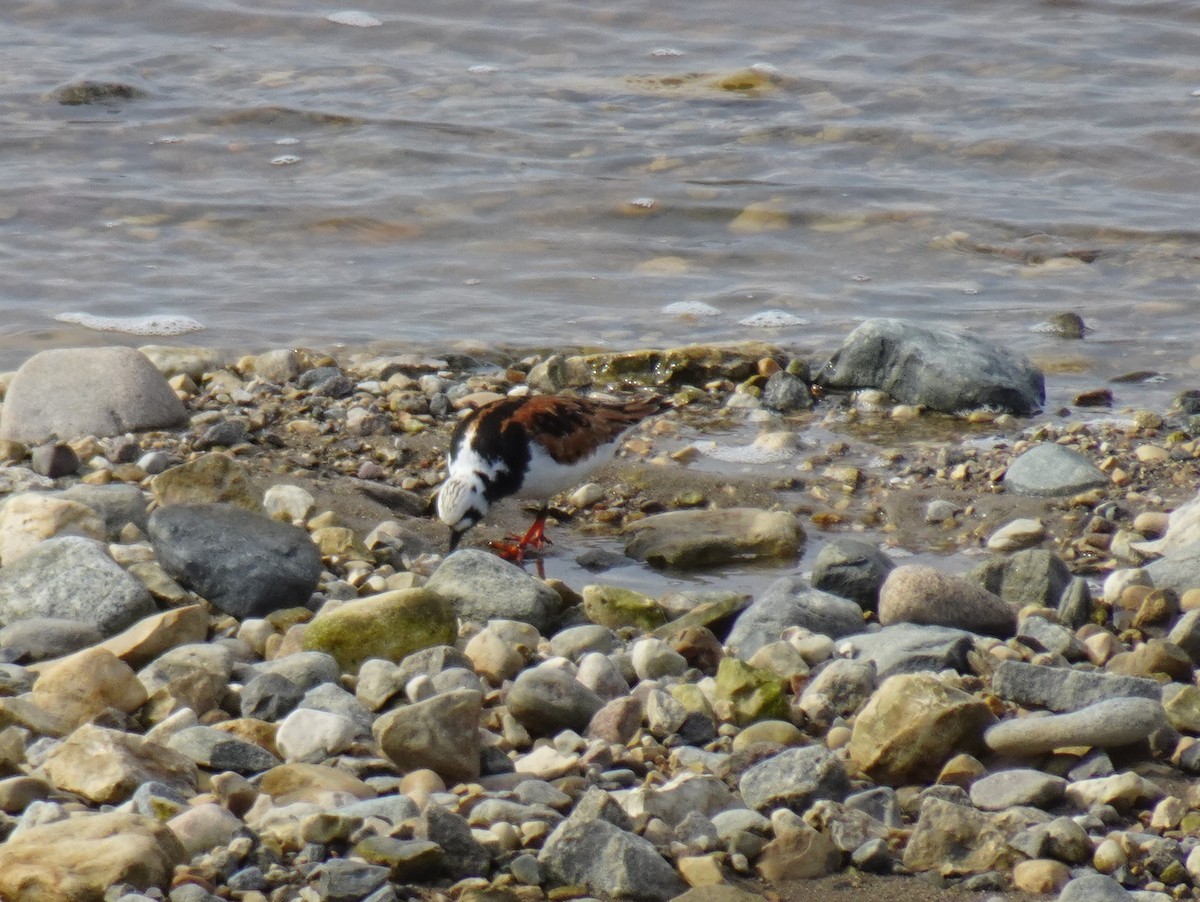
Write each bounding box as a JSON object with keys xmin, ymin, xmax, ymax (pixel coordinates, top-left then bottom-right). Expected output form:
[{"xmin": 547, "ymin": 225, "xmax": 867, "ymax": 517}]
[
  {"xmin": 1057, "ymin": 578, "xmax": 1093, "ymax": 631},
  {"xmin": 815, "ymin": 318, "xmax": 1045, "ymax": 415},
  {"xmin": 240, "ymin": 672, "xmax": 304, "ymax": 721},
  {"xmin": 539, "ymin": 814, "xmax": 686, "ymax": 901},
  {"xmin": 1016, "ymin": 616, "xmax": 1086, "ymax": 660},
  {"xmin": 811, "ymin": 539, "xmax": 895, "ymax": 611},
  {"xmin": 1003, "ymin": 444, "xmax": 1107, "ymax": 497},
  {"xmin": 991, "ymin": 660, "xmax": 1161, "ymax": 712},
  {"xmin": 166, "ymin": 725, "xmax": 280, "ymax": 774},
  {"xmin": 726, "ymin": 576, "xmax": 864, "ymax": 657},
  {"xmin": 0, "ymin": 347, "xmax": 188, "ymax": 443},
  {"xmin": 761, "ymin": 371, "xmax": 814, "ymax": 412},
  {"xmin": 414, "ymin": 804, "xmax": 489, "ymax": 879},
  {"xmin": 738, "ymin": 746, "xmax": 850, "ymax": 814},
  {"xmin": 0, "ymin": 617, "xmax": 104, "ymax": 663},
  {"xmin": 426, "ymin": 549, "xmax": 559, "ymax": 633},
  {"xmin": 839, "ymin": 624, "xmax": 975, "ymax": 678},
  {"xmin": 148, "ymin": 503, "xmax": 321, "ymax": 618},
  {"xmin": 30, "ymin": 444, "xmax": 79, "ymax": 478},
  {"xmin": 970, "ymin": 548, "xmax": 1073, "ymax": 609},
  {"xmin": 507, "ymin": 667, "xmax": 604, "ymax": 737},
  {"xmin": 0, "ymin": 536, "xmax": 156, "ymax": 636},
  {"xmin": 309, "ymin": 859, "xmax": 390, "ymax": 902}
]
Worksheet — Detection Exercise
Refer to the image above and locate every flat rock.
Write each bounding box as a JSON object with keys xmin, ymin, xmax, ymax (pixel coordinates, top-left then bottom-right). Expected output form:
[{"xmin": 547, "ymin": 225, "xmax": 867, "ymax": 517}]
[
  {"xmin": 0, "ymin": 617, "xmax": 104, "ymax": 663},
  {"xmin": 815, "ymin": 317, "xmax": 1045, "ymax": 415},
  {"xmin": 725, "ymin": 576, "xmax": 864, "ymax": 657},
  {"xmin": 839, "ymin": 624, "xmax": 975, "ymax": 678},
  {"xmin": 1003, "ymin": 443, "xmax": 1108, "ymax": 497},
  {"xmin": 878, "ymin": 564, "xmax": 1016, "ymax": 638},
  {"xmin": 426, "ymin": 549, "xmax": 560, "ymax": 633},
  {"xmin": 0, "ymin": 346, "xmax": 188, "ymax": 443},
  {"xmin": 149, "ymin": 452, "xmax": 260, "ymax": 510},
  {"xmin": 302, "ymin": 588, "xmax": 457, "ymax": 673},
  {"xmin": 625, "ymin": 508, "xmax": 803, "ymax": 568},
  {"xmin": 0, "ymin": 810, "xmax": 186, "ymax": 902},
  {"xmin": 810, "ymin": 538, "xmax": 895, "ymax": 611},
  {"xmin": 373, "ymin": 689, "xmax": 483, "ymax": 785},
  {"xmin": 0, "ymin": 536, "xmax": 156, "ymax": 636},
  {"xmin": 984, "ymin": 697, "xmax": 1166, "ymax": 756},
  {"xmin": 148, "ymin": 503, "xmax": 321, "ymax": 618},
  {"xmin": 739, "ymin": 745, "xmax": 850, "ymax": 814},
  {"xmin": 849, "ymin": 673, "xmax": 996, "ymax": 786},
  {"xmin": 167, "ymin": 725, "xmax": 281, "ymax": 774},
  {"xmin": 969, "ymin": 769, "xmax": 1068, "ymax": 810},
  {"xmin": 991, "ymin": 659, "xmax": 1161, "ymax": 712}
]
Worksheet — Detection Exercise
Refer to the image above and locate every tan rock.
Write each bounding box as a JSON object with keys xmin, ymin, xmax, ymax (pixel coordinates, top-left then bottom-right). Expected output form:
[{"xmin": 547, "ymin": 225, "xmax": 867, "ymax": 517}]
[
  {"xmin": 879, "ymin": 565, "xmax": 1015, "ymax": 637},
  {"xmin": 936, "ymin": 753, "xmax": 986, "ymax": 789},
  {"xmin": 42, "ymin": 723, "xmax": 198, "ymax": 804},
  {"xmin": 1012, "ymin": 858, "xmax": 1071, "ymax": 894},
  {"xmin": 849, "ymin": 673, "xmax": 995, "ymax": 786},
  {"xmin": 0, "ymin": 695, "xmax": 71, "ymax": 737},
  {"xmin": 258, "ymin": 762, "xmax": 375, "ymax": 803},
  {"xmin": 0, "ymin": 493, "xmax": 105, "ymax": 565},
  {"xmin": 903, "ymin": 797, "xmax": 1021, "ymax": 875},
  {"xmin": 0, "ymin": 811, "xmax": 186, "ymax": 902},
  {"xmin": 755, "ymin": 821, "xmax": 839, "ymax": 881},
  {"xmin": 32, "ymin": 647, "xmax": 147, "ymax": 728},
  {"xmin": 149, "ymin": 451, "xmax": 260, "ymax": 510},
  {"xmin": 678, "ymin": 853, "xmax": 727, "ymax": 887},
  {"xmin": 126, "ymin": 560, "xmax": 194, "ymax": 606}
]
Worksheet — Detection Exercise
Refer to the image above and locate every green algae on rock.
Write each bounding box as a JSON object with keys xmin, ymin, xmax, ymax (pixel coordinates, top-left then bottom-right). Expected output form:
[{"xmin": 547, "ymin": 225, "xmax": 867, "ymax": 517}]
[
  {"xmin": 302, "ymin": 588, "xmax": 457, "ymax": 673},
  {"xmin": 713, "ymin": 657, "xmax": 789, "ymax": 726},
  {"xmin": 582, "ymin": 584, "xmax": 667, "ymax": 631}
]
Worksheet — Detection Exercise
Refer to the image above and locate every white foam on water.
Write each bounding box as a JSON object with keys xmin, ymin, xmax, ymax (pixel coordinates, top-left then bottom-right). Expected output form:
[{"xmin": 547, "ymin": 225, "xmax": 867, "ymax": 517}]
[
  {"xmin": 270, "ymin": 154, "xmax": 301, "ymax": 166},
  {"xmin": 326, "ymin": 10, "xmax": 382, "ymax": 27},
  {"xmin": 663, "ymin": 300, "xmax": 721, "ymax": 317},
  {"xmin": 738, "ymin": 309, "xmax": 806, "ymax": 328},
  {"xmin": 468, "ymin": 64, "xmax": 499, "ymax": 74},
  {"xmin": 55, "ymin": 312, "xmax": 205, "ymax": 336},
  {"xmin": 651, "ymin": 48, "xmax": 684, "ymax": 57}
]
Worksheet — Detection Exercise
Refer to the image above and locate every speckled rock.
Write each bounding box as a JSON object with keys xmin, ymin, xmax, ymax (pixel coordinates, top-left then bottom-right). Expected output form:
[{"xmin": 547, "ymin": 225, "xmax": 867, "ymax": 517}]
[
  {"xmin": 426, "ymin": 549, "xmax": 560, "ymax": 633},
  {"xmin": 302, "ymin": 588, "xmax": 457, "ymax": 673},
  {"xmin": 148, "ymin": 503, "xmax": 321, "ymax": 619},
  {"xmin": 1003, "ymin": 443, "xmax": 1107, "ymax": 497},
  {"xmin": 878, "ymin": 565, "xmax": 1016, "ymax": 638},
  {"xmin": 373, "ymin": 689, "xmax": 483, "ymax": 784},
  {"xmin": 838, "ymin": 624, "xmax": 975, "ymax": 678},
  {"xmin": 726, "ymin": 576, "xmax": 864, "ymax": 657},
  {"xmin": 0, "ymin": 536, "xmax": 155, "ymax": 636},
  {"xmin": 42, "ymin": 723, "xmax": 199, "ymax": 804},
  {"xmin": 991, "ymin": 659, "xmax": 1161, "ymax": 712},
  {"xmin": 969, "ymin": 769, "xmax": 1067, "ymax": 810},
  {"xmin": 0, "ymin": 492, "xmax": 106, "ymax": 565},
  {"xmin": 815, "ymin": 317, "xmax": 1045, "ymax": 415},
  {"xmin": 739, "ymin": 745, "xmax": 850, "ymax": 814},
  {"xmin": 903, "ymin": 796, "xmax": 1022, "ymax": 875},
  {"xmin": 849, "ymin": 673, "xmax": 996, "ymax": 785},
  {"xmin": 149, "ymin": 452, "xmax": 259, "ymax": 510},
  {"xmin": 0, "ymin": 346, "xmax": 188, "ymax": 443}
]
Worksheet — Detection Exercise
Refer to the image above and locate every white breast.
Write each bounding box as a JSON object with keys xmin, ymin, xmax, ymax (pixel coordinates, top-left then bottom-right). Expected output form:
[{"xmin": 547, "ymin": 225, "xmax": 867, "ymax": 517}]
[{"xmin": 516, "ymin": 441, "xmax": 618, "ymax": 499}]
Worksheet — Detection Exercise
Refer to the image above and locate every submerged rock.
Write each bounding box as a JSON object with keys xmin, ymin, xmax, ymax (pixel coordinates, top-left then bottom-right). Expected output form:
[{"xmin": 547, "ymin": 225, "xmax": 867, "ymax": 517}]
[{"xmin": 625, "ymin": 508, "xmax": 803, "ymax": 569}]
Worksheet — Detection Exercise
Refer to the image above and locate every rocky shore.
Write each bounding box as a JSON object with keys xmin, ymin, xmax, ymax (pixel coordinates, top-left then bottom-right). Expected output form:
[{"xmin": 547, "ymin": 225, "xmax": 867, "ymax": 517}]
[{"xmin": 0, "ymin": 321, "xmax": 1200, "ymax": 902}]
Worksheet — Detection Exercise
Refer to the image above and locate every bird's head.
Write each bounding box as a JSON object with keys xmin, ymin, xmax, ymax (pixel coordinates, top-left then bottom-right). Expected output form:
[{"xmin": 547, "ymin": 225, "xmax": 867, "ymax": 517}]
[{"xmin": 437, "ymin": 474, "xmax": 488, "ymax": 551}]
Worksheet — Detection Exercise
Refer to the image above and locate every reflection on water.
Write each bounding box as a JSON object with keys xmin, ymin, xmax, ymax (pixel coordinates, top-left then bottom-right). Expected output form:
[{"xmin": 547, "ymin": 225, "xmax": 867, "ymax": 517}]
[{"xmin": 0, "ymin": 0, "xmax": 1198, "ymax": 411}]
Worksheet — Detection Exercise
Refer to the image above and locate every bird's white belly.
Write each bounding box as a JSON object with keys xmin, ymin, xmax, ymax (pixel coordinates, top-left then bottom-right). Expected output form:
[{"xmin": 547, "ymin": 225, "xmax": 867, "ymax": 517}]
[{"xmin": 517, "ymin": 443, "xmax": 617, "ymax": 499}]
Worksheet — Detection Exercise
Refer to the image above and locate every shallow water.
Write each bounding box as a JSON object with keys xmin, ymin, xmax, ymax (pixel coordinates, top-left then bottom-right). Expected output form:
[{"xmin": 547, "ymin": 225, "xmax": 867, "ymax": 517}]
[{"xmin": 1, "ymin": 0, "xmax": 1199, "ymax": 410}]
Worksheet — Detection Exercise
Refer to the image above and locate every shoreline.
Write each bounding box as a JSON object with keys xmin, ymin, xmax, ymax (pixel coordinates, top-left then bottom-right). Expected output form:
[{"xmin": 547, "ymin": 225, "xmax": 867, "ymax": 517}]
[{"xmin": 0, "ymin": 338, "xmax": 1197, "ymax": 901}]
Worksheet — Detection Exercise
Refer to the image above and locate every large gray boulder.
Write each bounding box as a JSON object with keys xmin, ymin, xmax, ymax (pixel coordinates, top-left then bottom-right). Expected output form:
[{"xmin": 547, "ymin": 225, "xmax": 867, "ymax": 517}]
[
  {"xmin": 0, "ymin": 347, "xmax": 188, "ymax": 443},
  {"xmin": 148, "ymin": 503, "xmax": 321, "ymax": 618},
  {"xmin": 725, "ymin": 576, "xmax": 864, "ymax": 657},
  {"xmin": 816, "ymin": 318, "xmax": 1045, "ymax": 415}
]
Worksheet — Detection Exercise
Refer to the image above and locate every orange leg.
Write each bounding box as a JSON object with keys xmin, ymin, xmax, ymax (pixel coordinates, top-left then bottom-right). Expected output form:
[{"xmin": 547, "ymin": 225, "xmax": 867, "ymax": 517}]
[{"xmin": 490, "ymin": 507, "xmax": 551, "ymax": 563}]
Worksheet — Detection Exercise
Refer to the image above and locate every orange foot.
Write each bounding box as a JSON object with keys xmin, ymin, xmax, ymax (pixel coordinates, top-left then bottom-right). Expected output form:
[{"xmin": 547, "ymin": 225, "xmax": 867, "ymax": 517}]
[{"xmin": 489, "ymin": 511, "xmax": 552, "ymax": 563}]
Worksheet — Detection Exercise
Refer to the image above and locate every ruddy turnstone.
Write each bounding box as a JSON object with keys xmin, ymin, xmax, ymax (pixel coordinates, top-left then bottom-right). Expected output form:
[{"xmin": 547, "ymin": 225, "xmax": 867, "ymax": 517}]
[{"xmin": 437, "ymin": 393, "xmax": 668, "ymax": 560}]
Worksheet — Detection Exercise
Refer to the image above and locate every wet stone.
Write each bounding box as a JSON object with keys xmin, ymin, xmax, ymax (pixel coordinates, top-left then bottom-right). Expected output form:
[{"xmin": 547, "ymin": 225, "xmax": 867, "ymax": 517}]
[
  {"xmin": 810, "ymin": 538, "xmax": 895, "ymax": 611},
  {"xmin": 1003, "ymin": 443, "xmax": 1107, "ymax": 497}
]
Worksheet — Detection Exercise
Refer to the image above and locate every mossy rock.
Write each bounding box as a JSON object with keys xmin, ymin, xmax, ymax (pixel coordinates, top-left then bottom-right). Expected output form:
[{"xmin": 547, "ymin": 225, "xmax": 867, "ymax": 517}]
[
  {"xmin": 582, "ymin": 585, "xmax": 667, "ymax": 632},
  {"xmin": 714, "ymin": 657, "xmax": 789, "ymax": 726},
  {"xmin": 302, "ymin": 588, "xmax": 457, "ymax": 673},
  {"xmin": 651, "ymin": 591, "xmax": 750, "ymax": 641},
  {"xmin": 578, "ymin": 343, "xmax": 780, "ymax": 389}
]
